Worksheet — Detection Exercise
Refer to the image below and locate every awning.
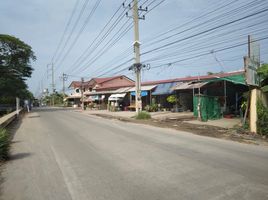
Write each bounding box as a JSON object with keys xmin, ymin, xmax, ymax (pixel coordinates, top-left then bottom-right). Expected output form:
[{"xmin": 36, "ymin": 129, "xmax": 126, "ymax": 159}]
[
  {"xmin": 128, "ymin": 85, "xmax": 157, "ymax": 92},
  {"xmin": 172, "ymin": 82, "xmax": 208, "ymax": 90},
  {"xmin": 152, "ymin": 82, "xmax": 178, "ymax": 95},
  {"xmin": 84, "ymin": 90, "xmax": 114, "ymax": 96},
  {"xmin": 65, "ymin": 94, "xmax": 81, "ymax": 100},
  {"xmin": 108, "ymin": 93, "xmax": 127, "ymax": 101},
  {"xmin": 84, "ymin": 87, "xmax": 132, "ymax": 96},
  {"xmin": 113, "ymin": 87, "xmax": 132, "ymax": 93}
]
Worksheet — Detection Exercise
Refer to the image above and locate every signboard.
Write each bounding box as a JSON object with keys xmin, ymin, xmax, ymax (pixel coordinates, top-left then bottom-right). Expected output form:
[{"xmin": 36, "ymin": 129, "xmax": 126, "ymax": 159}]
[
  {"xmin": 130, "ymin": 91, "xmax": 148, "ymax": 96},
  {"xmin": 244, "ymin": 35, "xmax": 260, "ymax": 86},
  {"xmin": 244, "ymin": 56, "xmax": 260, "ymax": 86}
]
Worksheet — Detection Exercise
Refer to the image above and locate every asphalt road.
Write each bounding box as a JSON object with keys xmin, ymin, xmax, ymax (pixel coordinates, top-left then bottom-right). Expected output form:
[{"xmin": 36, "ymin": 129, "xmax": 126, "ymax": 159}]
[{"xmin": 1, "ymin": 108, "xmax": 268, "ymax": 200}]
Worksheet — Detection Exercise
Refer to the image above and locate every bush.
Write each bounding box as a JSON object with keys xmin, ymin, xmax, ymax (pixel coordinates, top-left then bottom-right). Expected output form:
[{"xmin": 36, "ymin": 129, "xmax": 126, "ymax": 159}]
[
  {"xmin": 145, "ymin": 104, "xmax": 158, "ymax": 112},
  {"xmin": 135, "ymin": 111, "xmax": 151, "ymax": 120},
  {"xmin": 0, "ymin": 128, "xmax": 10, "ymax": 160},
  {"xmin": 257, "ymin": 100, "xmax": 268, "ymax": 136}
]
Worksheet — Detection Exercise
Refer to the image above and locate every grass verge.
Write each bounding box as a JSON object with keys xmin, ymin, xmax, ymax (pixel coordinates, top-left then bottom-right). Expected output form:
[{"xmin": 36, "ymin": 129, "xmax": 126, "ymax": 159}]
[
  {"xmin": 0, "ymin": 128, "xmax": 10, "ymax": 161},
  {"xmin": 135, "ymin": 111, "xmax": 151, "ymax": 120}
]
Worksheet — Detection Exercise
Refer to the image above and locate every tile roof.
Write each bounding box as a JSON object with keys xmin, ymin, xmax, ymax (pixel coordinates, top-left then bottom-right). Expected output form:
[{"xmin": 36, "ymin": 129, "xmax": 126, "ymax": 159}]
[
  {"xmin": 142, "ymin": 70, "xmax": 244, "ymax": 85},
  {"xmin": 93, "ymin": 76, "xmax": 122, "ymax": 84}
]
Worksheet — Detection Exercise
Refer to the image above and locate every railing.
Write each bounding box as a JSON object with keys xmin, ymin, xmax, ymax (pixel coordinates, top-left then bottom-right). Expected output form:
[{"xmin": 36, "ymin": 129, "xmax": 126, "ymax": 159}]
[{"xmin": 0, "ymin": 109, "xmax": 23, "ymax": 128}]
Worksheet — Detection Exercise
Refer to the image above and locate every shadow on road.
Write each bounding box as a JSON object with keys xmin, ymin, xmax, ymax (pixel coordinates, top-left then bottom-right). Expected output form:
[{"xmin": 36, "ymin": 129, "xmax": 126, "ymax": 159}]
[
  {"xmin": 33, "ymin": 107, "xmax": 79, "ymax": 113},
  {"xmin": 8, "ymin": 152, "xmax": 32, "ymax": 161}
]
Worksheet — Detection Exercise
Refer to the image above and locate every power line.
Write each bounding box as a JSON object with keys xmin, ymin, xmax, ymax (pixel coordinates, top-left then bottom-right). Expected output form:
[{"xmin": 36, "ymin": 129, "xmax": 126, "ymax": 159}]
[
  {"xmin": 56, "ymin": 0, "xmax": 103, "ymax": 69},
  {"xmin": 54, "ymin": 0, "xmax": 91, "ymax": 64},
  {"xmin": 141, "ymin": 7, "xmax": 268, "ymax": 56},
  {"xmin": 108, "ymin": 36, "xmax": 268, "ymax": 76},
  {"xmin": 65, "ymin": 0, "xmax": 132, "ymax": 75},
  {"xmin": 64, "ymin": 0, "xmax": 129, "ymax": 74},
  {"xmin": 51, "ymin": 0, "xmax": 81, "ymax": 63}
]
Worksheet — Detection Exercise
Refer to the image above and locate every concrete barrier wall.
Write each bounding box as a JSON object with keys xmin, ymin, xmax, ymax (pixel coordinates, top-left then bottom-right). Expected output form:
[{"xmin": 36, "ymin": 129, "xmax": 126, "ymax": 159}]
[{"xmin": 0, "ymin": 109, "xmax": 23, "ymax": 128}]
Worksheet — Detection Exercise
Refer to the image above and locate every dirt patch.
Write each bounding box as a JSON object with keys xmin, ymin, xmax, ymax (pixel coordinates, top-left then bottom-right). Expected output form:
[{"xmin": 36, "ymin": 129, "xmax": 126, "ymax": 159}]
[{"xmin": 91, "ymin": 113, "xmax": 268, "ymax": 146}]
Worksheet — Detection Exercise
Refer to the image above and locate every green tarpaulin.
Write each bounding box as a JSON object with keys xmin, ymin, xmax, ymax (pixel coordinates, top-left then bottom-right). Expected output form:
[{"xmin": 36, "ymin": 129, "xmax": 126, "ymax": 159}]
[
  {"xmin": 193, "ymin": 95, "xmax": 222, "ymax": 122},
  {"xmin": 206, "ymin": 74, "xmax": 246, "ymax": 85}
]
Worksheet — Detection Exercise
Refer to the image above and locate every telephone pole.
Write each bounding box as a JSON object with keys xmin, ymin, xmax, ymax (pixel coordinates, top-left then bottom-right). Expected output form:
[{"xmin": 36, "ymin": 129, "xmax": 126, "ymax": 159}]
[
  {"xmin": 124, "ymin": 0, "xmax": 148, "ymax": 113},
  {"xmin": 47, "ymin": 63, "xmax": 55, "ymax": 106},
  {"xmin": 52, "ymin": 63, "xmax": 55, "ymax": 106},
  {"xmin": 60, "ymin": 73, "xmax": 68, "ymax": 95},
  {"xmin": 81, "ymin": 77, "xmax": 84, "ymax": 110}
]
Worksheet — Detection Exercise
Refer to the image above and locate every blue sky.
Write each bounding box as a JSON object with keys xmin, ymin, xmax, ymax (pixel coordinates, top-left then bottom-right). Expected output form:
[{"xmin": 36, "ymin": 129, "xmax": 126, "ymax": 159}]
[{"xmin": 1, "ymin": 0, "xmax": 267, "ymax": 95}]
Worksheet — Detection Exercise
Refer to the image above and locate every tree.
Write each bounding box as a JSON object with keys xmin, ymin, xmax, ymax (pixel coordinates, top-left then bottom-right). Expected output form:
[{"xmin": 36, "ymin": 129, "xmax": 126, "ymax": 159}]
[
  {"xmin": 0, "ymin": 34, "xmax": 36, "ymax": 103},
  {"xmin": 257, "ymin": 63, "xmax": 268, "ymax": 87},
  {"xmin": 257, "ymin": 63, "xmax": 268, "ymax": 93}
]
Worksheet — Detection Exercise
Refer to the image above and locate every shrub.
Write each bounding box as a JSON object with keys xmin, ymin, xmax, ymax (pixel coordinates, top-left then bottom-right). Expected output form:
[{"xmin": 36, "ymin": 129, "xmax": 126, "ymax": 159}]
[
  {"xmin": 257, "ymin": 100, "xmax": 268, "ymax": 136},
  {"xmin": 0, "ymin": 128, "xmax": 10, "ymax": 160},
  {"xmin": 167, "ymin": 95, "xmax": 178, "ymax": 104},
  {"xmin": 135, "ymin": 111, "xmax": 151, "ymax": 120},
  {"xmin": 145, "ymin": 104, "xmax": 158, "ymax": 112}
]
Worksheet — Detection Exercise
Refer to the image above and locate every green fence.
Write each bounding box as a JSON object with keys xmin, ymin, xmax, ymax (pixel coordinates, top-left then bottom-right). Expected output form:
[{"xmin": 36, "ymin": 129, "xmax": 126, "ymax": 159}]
[{"xmin": 193, "ymin": 95, "xmax": 222, "ymax": 121}]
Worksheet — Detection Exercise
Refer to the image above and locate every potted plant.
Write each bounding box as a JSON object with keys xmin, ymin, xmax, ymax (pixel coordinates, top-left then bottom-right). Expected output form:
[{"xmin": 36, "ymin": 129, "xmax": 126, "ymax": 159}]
[{"xmin": 167, "ymin": 95, "xmax": 180, "ymax": 112}]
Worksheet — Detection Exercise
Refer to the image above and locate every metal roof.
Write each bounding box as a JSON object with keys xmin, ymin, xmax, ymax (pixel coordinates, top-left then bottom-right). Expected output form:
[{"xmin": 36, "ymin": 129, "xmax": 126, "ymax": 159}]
[
  {"xmin": 172, "ymin": 82, "xmax": 209, "ymax": 90},
  {"xmin": 152, "ymin": 82, "xmax": 178, "ymax": 95},
  {"xmin": 84, "ymin": 90, "xmax": 114, "ymax": 96},
  {"xmin": 128, "ymin": 85, "xmax": 157, "ymax": 92},
  {"xmin": 113, "ymin": 87, "xmax": 132, "ymax": 93}
]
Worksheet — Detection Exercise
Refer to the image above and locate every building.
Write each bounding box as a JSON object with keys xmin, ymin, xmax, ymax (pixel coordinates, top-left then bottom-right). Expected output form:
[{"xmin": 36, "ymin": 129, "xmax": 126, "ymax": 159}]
[{"xmin": 66, "ymin": 70, "xmax": 248, "ymax": 115}]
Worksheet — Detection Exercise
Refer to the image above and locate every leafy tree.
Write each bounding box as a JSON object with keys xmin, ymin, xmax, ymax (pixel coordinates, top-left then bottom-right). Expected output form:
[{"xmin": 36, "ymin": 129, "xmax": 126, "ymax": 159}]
[
  {"xmin": 257, "ymin": 63, "xmax": 268, "ymax": 87},
  {"xmin": 0, "ymin": 34, "xmax": 36, "ymax": 103},
  {"xmin": 207, "ymin": 72, "xmax": 214, "ymax": 75}
]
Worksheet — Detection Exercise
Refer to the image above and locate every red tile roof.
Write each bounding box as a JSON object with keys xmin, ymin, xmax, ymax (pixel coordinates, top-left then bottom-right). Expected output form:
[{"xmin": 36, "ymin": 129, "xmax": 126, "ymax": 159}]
[
  {"xmin": 69, "ymin": 70, "xmax": 245, "ymax": 89},
  {"xmin": 142, "ymin": 70, "xmax": 245, "ymax": 85},
  {"xmin": 93, "ymin": 76, "xmax": 122, "ymax": 84}
]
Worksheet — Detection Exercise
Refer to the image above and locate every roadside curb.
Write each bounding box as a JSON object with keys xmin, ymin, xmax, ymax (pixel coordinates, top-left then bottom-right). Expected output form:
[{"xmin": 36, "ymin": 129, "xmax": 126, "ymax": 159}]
[{"xmin": 85, "ymin": 112, "xmax": 268, "ymax": 146}]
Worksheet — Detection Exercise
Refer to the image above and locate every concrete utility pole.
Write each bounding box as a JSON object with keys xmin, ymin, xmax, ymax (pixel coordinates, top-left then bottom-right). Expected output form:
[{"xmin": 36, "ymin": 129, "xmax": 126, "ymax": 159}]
[
  {"xmin": 247, "ymin": 35, "xmax": 260, "ymax": 133},
  {"xmin": 133, "ymin": 0, "xmax": 141, "ymax": 113},
  {"xmin": 47, "ymin": 63, "xmax": 55, "ymax": 106},
  {"xmin": 124, "ymin": 0, "xmax": 148, "ymax": 113},
  {"xmin": 60, "ymin": 73, "xmax": 68, "ymax": 95},
  {"xmin": 52, "ymin": 63, "xmax": 55, "ymax": 106},
  {"xmin": 81, "ymin": 77, "xmax": 84, "ymax": 110}
]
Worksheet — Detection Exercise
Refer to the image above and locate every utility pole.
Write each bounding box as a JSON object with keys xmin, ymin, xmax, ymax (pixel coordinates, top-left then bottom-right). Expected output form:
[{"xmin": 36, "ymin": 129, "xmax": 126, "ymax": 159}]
[
  {"xmin": 133, "ymin": 0, "xmax": 141, "ymax": 113},
  {"xmin": 60, "ymin": 73, "xmax": 68, "ymax": 95},
  {"xmin": 81, "ymin": 77, "xmax": 84, "ymax": 110},
  {"xmin": 52, "ymin": 63, "xmax": 55, "ymax": 106},
  {"xmin": 124, "ymin": 0, "xmax": 148, "ymax": 113},
  {"xmin": 47, "ymin": 63, "xmax": 55, "ymax": 106},
  {"xmin": 197, "ymin": 73, "xmax": 201, "ymax": 120}
]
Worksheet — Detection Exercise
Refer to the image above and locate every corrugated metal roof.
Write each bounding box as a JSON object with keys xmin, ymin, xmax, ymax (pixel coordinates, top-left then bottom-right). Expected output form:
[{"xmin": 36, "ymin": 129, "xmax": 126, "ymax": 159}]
[
  {"xmin": 152, "ymin": 82, "xmax": 178, "ymax": 95},
  {"xmin": 128, "ymin": 85, "xmax": 157, "ymax": 92},
  {"xmin": 142, "ymin": 70, "xmax": 245, "ymax": 85},
  {"xmin": 172, "ymin": 82, "xmax": 208, "ymax": 90},
  {"xmin": 84, "ymin": 90, "xmax": 114, "ymax": 96},
  {"xmin": 113, "ymin": 87, "xmax": 132, "ymax": 93}
]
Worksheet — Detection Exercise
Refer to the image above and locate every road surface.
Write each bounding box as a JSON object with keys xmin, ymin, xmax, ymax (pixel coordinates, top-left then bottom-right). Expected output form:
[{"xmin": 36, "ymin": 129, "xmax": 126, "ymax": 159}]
[{"xmin": 1, "ymin": 108, "xmax": 268, "ymax": 200}]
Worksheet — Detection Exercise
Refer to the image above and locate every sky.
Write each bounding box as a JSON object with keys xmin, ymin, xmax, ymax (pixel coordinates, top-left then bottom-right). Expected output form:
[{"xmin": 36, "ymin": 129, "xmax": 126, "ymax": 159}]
[{"xmin": 1, "ymin": 0, "xmax": 268, "ymax": 96}]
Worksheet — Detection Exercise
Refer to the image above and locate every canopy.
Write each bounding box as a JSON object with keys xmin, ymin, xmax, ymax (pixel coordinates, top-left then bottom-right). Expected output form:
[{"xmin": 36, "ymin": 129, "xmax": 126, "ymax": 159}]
[
  {"xmin": 108, "ymin": 93, "xmax": 126, "ymax": 101},
  {"xmin": 152, "ymin": 82, "xmax": 177, "ymax": 95},
  {"xmin": 207, "ymin": 74, "xmax": 246, "ymax": 85},
  {"xmin": 84, "ymin": 90, "xmax": 114, "ymax": 95}
]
